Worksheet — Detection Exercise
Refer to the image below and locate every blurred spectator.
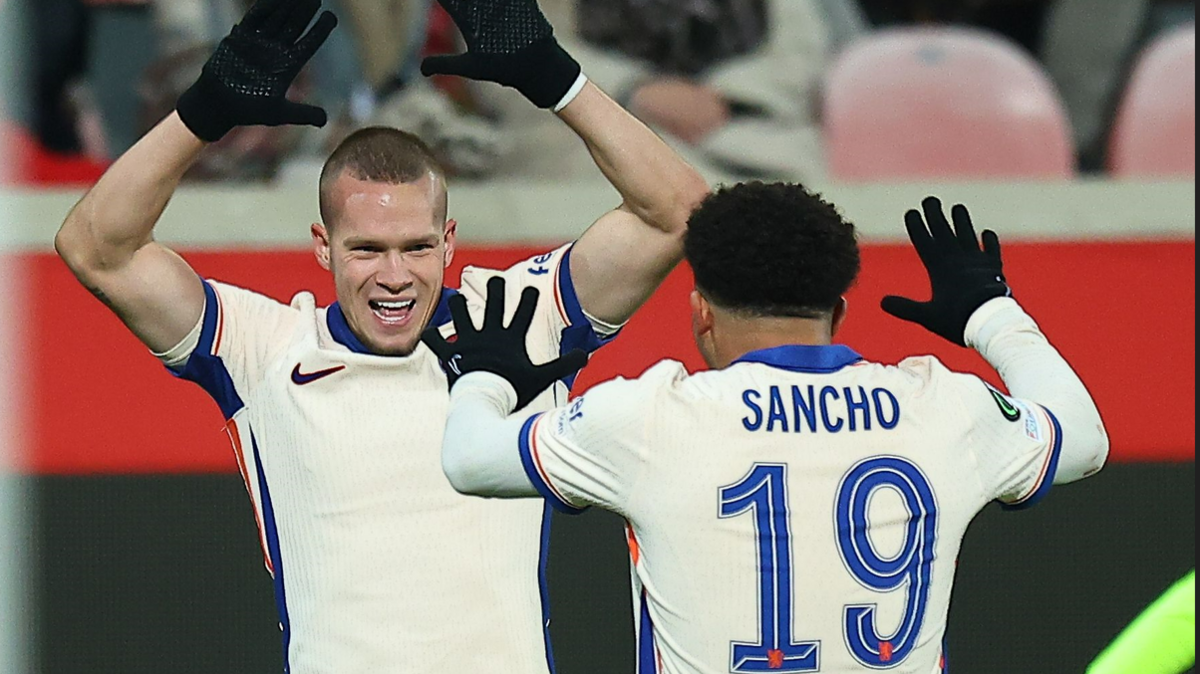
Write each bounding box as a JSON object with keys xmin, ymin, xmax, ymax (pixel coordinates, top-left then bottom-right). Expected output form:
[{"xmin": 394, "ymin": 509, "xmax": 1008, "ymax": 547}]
[
  {"xmin": 1042, "ymin": 0, "xmax": 1195, "ymax": 170},
  {"xmin": 28, "ymin": 0, "xmax": 158, "ymax": 159},
  {"xmin": 459, "ymin": 0, "xmax": 868, "ymax": 182},
  {"xmin": 29, "ymin": 0, "xmax": 92, "ymax": 154}
]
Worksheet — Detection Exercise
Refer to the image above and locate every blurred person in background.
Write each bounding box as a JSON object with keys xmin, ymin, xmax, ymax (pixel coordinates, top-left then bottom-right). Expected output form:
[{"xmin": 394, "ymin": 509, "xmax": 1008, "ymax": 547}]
[
  {"xmin": 1041, "ymin": 0, "xmax": 1195, "ymax": 170},
  {"xmin": 29, "ymin": 0, "xmax": 160, "ymax": 159},
  {"xmin": 461, "ymin": 0, "xmax": 869, "ymax": 183}
]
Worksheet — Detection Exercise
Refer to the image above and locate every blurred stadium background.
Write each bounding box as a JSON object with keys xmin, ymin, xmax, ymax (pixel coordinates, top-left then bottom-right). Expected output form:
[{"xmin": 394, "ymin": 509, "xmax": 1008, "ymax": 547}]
[{"xmin": 0, "ymin": 0, "xmax": 1195, "ymax": 672}]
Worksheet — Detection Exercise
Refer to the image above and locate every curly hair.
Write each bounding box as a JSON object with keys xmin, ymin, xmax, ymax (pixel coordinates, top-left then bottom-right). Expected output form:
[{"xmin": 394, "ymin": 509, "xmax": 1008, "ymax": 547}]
[{"xmin": 684, "ymin": 182, "xmax": 861, "ymax": 318}]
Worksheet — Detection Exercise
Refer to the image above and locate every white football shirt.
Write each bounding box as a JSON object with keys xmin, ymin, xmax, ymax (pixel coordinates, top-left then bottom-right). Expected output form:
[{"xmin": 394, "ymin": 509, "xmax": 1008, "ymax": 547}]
[
  {"xmin": 522, "ymin": 344, "xmax": 1065, "ymax": 674},
  {"xmin": 166, "ymin": 245, "xmax": 612, "ymax": 673}
]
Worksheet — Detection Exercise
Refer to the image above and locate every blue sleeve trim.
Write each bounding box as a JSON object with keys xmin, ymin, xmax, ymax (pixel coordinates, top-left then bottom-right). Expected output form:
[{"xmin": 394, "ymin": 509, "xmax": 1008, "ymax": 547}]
[
  {"xmin": 517, "ymin": 413, "xmax": 588, "ymax": 516},
  {"xmin": 557, "ymin": 246, "xmax": 620, "ymax": 390},
  {"xmin": 1001, "ymin": 406, "xmax": 1064, "ymax": 511},
  {"xmin": 171, "ymin": 281, "xmax": 246, "ymax": 420}
]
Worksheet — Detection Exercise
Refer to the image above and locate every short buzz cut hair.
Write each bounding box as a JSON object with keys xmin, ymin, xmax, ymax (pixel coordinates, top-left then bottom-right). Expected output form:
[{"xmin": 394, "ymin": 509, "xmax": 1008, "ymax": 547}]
[
  {"xmin": 318, "ymin": 127, "xmax": 448, "ymax": 227},
  {"xmin": 684, "ymin": 182, "xmax": 861, "ymax": 318}
]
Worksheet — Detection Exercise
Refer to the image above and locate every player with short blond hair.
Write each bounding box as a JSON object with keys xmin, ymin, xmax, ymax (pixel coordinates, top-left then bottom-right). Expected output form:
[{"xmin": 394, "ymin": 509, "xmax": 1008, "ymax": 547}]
[{"xmin": 54, "ymin": 0, "xmax": 709, "ymax": 671}]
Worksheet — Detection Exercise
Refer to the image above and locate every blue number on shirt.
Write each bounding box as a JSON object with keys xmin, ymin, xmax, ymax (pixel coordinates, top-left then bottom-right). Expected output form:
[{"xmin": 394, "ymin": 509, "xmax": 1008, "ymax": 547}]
[
  {"xmin": 836, "ymin": 457, "xmax": 938, "ymax": 667},
  {"xmin": 721, "ymin": 459, "xmax": 939, "ymax": 670},
  {"xmin": 719, "ymin": 464, "xmax": 820, "ymax": 673}
]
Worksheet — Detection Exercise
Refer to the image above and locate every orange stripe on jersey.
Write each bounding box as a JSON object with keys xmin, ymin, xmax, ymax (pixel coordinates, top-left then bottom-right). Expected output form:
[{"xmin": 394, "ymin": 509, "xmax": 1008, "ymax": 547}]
[
  {"xmin": 626, "ymin": 522, "xmax": 641, "ymax": 566},
  {"xmin": 1014, "ymin": 407, "xmax": 1059, "ymax": 505},
  {"xmin": 212, "ymin": 286, "xmax": 226, "ymax": 355},
  {"xmin": 530, "ymin": 417, "xmax": 573, "ymax": 507},
  {"xmin": 225, "ymin": 419, "xmax": 273, "ymax": 575}
]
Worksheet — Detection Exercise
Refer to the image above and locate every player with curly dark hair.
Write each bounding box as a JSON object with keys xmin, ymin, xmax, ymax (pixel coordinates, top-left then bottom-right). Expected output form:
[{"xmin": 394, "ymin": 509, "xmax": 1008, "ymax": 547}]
[
  {"xmin": 432, "ymin": 191, "xmax": 1110, "ymax": 673},
  {"xmin": 685, "ymin": 182, "xmax": 861, "ymax": 319}
]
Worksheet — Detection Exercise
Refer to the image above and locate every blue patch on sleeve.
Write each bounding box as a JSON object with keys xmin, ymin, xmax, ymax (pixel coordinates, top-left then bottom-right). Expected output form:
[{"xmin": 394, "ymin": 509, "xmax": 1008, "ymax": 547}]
[
  {"xmin": 556, "ymin": 247, "xmax": 620, "ymax": 390},
  {"xmin": 171, "ymin": 281, "xmax": 245, "ymax": 420}
]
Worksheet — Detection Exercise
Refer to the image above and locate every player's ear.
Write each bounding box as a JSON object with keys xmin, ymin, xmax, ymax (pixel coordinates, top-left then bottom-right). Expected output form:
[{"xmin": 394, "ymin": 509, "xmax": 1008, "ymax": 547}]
[
  {"xmin": 689, "ymin": 289, "xmax": 714, "ymax": 337},
  {"xmin": 443, "ymin": 219, "xmax": 458, "ymax": 269},
  {"xmin": 830, "ymin": 297, "xmax": 849, "ymax": 338},
  {"xmin": 312, "ymin": 222, "xmax": 332, "ymax": 272}
]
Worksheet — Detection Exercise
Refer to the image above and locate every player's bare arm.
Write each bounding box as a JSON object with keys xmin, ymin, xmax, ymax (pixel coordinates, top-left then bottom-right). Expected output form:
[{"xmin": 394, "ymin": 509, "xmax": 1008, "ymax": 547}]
[
  {"xmin": 422, "ymin": 0, "xmax": 710, "ymax": 326},
  {"xmin": 884, "ymin": 198, "xmax": 1110, "ymax": 483},
  {"xmin": 55, "ymin": 0, "xmax": 336, "ymax": 354},
  {"xmin": 556, "ymin": 83, "xmax": 710, "ymax": 325}
]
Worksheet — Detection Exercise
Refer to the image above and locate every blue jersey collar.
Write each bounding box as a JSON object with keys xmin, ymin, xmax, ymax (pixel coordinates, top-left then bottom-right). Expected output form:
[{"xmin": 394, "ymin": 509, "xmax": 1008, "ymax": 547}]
[
  {"xmin": 327, "ymin": 289, "xmax": 460, "ymax": 356},
  {"xmin": 733, "ymin": 344, "xmax": 864, "ymax": 373}
]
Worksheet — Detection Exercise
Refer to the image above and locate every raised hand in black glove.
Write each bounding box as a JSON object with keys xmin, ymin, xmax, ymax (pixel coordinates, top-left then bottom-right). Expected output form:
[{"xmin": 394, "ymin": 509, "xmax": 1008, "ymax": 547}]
[
  {"xmin": 176, "ymin": 0, "xmax": 338, "ymax": 143},
  {"xmin": 882, "ymin": 197, "xmax": 1013, "ymax": 347},
  {"xmin": 421, "ymin": 0, "xmax": 583, "ymax": 109},
  {"xmin": 422, "ymin": 277, "xmax": 589, "ymax": 412}
]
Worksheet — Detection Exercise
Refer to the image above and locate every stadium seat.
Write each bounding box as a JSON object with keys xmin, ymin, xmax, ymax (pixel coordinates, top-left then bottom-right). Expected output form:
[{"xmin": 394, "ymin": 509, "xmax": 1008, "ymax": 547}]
[
  {"xmin": 825, "ymin": 28, "xmax": 1075, "ymax": 181},
  {"xmin": 1109, "ymin": 25, "xmax": 1196, "ymax": 178}
]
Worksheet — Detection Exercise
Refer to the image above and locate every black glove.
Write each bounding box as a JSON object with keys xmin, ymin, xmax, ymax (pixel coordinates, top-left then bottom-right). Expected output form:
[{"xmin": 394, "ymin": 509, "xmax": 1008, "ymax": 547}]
[
  {"xmin": 881, "ymin": 197, "xmax": 1013, "ymax": 347},
  {"xmin": 422, "ymin": 277, "xmax": 589, "ymax": 411},
  {"xmin": 421, "ymin": 0, "xmax": 582, "ymax": 109},
  {"xmin": 176, "ymin": 0, "xmax": 338, "ymax": 142}
]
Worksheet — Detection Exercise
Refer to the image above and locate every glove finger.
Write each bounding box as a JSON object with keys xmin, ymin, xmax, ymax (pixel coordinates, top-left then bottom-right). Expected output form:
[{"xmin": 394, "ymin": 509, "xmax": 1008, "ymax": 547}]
[
  {"xmin": 510, "ymin": 287, "xmax": 540, "ymax": 334},
  {"xmin": 921, "ymin": 197, "xmax": 955, "ymax": 246},
  {"xmin": 447, "ymin": 293, "xmax": 477, "ymax": 335},
  {"xmin": 538, "ymin": 349, "xmax": 589, "ymax": 387},
  {"xmin": 279, "ymin": 0, "xmax": 321, "ymax": 43},
  {"xmin": 420, "ymin": 54, "xmax": 477, "ymax": 79},
  {"xmin": 981, "ymin": 229, "xmax": 1004, "ymax": 266},
  {"xmin": 297, "ymin": 11, "xmax": 338, "ymax": 57},
  {"xmin": 880, "ymin": 296, "xmax": 930, "ymax": 324},
  {"xmin": 240, "ymin": 0, "xmax": 285, "ymax": 31},
  {"xmin": 903, "ymin": 208, "xmax": 937, "ymax": 264},
  {"xmin": 257, "ymin": 0, "xmax": 295, "ymax": 37},
  {"xmin": 483, "ymin": 277, "xmax": 507, "ymax": 330},
  {"xmin": 950, "ymin": 204, "xmax": 980, "ymax": 253},
  {"xmin": 420, "ymin": 326, "xmax": 454, "ymax": 361},
  {"xmin": 279, "ymin": 102, "xmax": 328, "ymax": 128}
]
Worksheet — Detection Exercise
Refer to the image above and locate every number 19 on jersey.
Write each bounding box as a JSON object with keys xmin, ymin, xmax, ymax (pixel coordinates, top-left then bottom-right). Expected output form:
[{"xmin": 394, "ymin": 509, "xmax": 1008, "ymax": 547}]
[{"xmin": 719, "ymin": 459, "xmax": 939, "ymax": 671}]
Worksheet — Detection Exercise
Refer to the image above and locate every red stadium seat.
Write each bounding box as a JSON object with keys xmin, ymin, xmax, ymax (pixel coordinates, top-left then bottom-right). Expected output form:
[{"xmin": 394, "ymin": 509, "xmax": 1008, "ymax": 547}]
[
  {"xmin": 825, "ymin": 28, "xmax": 1075, "ymax": 181},
  {"xmin": 1109, "ymin": 25, "xmax": 1196, "ymax": 178}
]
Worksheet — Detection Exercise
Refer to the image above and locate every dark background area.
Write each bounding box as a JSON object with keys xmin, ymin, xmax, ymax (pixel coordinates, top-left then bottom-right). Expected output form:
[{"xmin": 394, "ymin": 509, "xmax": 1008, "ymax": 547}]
[{"xmin": 34, "ymin": 462, "xmax": 1194, "ymax": 673}]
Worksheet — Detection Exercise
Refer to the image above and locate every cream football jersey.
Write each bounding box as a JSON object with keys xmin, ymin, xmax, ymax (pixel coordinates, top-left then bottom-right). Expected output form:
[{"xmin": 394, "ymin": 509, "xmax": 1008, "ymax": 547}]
[
  {"xmin": 167, "ymin": 245, "xmax": 611, "ymax": 673},
  {"xmin": 521, "ymin": 345, "xmax": 1064, "ymax": 674}
]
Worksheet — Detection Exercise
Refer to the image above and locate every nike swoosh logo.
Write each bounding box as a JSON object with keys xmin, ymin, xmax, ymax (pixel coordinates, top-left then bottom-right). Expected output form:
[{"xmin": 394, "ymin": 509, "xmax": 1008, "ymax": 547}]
[
  {"xmin": 291, "ymin": 364, "xmax": 346, "ymax": 386},
  {"xmin": 989, "ymin": 387, "xmax": 1022, "ymax": 421}
]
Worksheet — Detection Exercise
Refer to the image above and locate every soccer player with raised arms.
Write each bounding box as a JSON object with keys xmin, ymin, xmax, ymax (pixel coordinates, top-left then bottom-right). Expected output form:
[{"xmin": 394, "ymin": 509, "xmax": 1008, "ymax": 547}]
[
  {"xmin": 54, "ymin": 0, "xmax": 708, "ymax": 671},
  {"xmin": 430, "ymin": 187, "xmax": 1111, "ymax": 672}
]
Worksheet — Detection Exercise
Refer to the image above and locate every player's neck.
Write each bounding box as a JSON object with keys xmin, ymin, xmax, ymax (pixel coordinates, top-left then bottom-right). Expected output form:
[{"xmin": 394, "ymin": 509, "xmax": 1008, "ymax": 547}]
[{"xmin": 710, "ymin": 315, "xmax": 836, "ymax": 369}]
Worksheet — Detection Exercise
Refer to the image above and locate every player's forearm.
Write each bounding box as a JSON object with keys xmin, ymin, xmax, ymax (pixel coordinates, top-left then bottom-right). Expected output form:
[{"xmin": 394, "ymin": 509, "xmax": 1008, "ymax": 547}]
[
  {"xmin": 557, "ymin": 81, "xmax": 709, "ymax": 237},
  {"xmin": 441, "ymin": 373, "xmax": 540, "ymax": 498},
  {"xmin": 966, "ymin": 298, "xmax": 1110, "ymax": 484},
  {"xmin": 55, "ymin": 113, "xmax": 205, "ymax": 278}
]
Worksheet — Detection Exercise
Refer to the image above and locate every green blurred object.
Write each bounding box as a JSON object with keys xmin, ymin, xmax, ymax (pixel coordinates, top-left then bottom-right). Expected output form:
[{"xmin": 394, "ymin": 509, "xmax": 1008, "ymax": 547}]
[{"xmin": 1088, "ymin": 570, "xmax": 1196, "ymax": 674}]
